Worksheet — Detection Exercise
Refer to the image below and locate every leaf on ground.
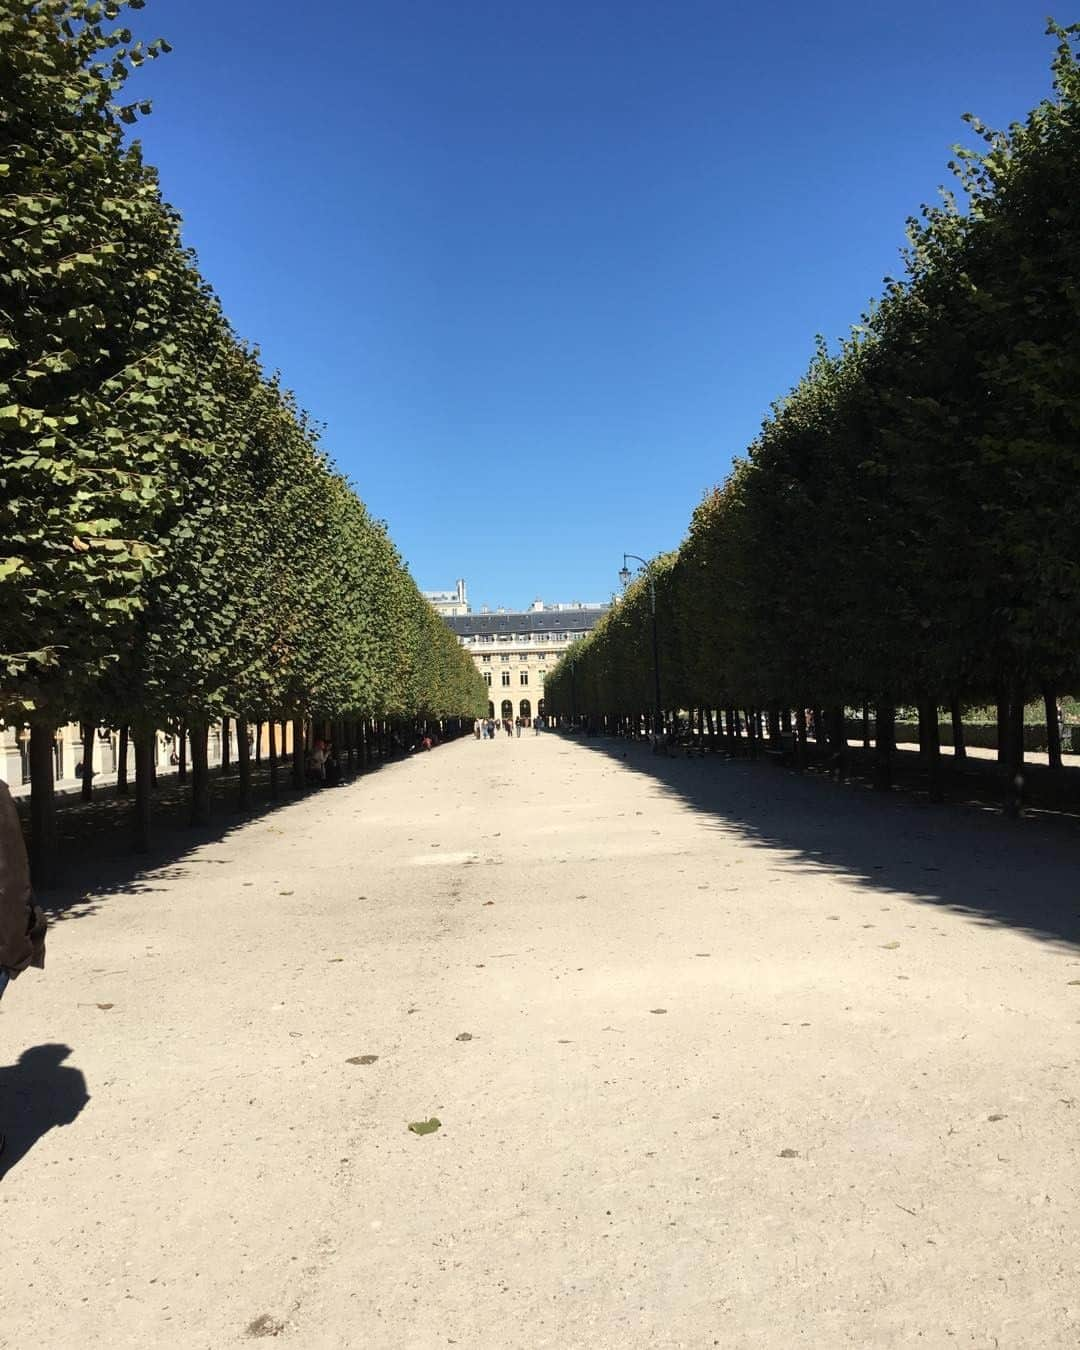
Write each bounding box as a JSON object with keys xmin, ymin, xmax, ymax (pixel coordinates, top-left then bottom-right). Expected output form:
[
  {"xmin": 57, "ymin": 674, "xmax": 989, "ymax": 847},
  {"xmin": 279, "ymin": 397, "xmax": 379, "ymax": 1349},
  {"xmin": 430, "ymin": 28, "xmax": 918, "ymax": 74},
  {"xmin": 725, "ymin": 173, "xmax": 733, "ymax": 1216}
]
[
  {"xmin": 881, "ymin": 941, "xmax": 901, "ymax": 950},
  {"xmin": 328, "ymin": 957, "xmax": 343, "ymax": 963},
  {"xmin": 778, "ymin": 1148, "xmax": 799, "ymax": 1158},
  {"xmin": 455, "ymin": 1032, "xmax": 473, "ymax": 1041},
  {"xmin": 1068, "ymin": 980, "xmax": 1080, "ymax": 986},
  {"xmin": 408, "ymin": 1117, "xmax": 441, "ymax": 1135},
  {"xmin": 987, "ymin": 1113, "xmax": 1007, "ymax": 1122},
  {"xmin": 826, "ymin": 915, "xmax": 840, "ymax": 920},
  {"xmin": 649, "ymin": 1008, "xmax": 667, "ymax": 1014},
  {"xmin": 278, "ymin": 890, "xmax": 294, "ymax": 896},
  {"xmin": 346, "ymin": 1055, "xmax": 378, "ymax": 1065}
]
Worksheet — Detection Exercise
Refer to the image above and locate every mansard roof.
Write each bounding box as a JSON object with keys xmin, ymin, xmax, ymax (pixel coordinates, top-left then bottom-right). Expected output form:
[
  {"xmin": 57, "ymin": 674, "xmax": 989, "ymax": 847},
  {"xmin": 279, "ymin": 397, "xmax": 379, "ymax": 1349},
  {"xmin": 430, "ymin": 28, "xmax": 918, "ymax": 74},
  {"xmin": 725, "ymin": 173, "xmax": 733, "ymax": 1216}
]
[{"xmin": 445, "ymin": 607, "xmax": 607, "ymax": 637}]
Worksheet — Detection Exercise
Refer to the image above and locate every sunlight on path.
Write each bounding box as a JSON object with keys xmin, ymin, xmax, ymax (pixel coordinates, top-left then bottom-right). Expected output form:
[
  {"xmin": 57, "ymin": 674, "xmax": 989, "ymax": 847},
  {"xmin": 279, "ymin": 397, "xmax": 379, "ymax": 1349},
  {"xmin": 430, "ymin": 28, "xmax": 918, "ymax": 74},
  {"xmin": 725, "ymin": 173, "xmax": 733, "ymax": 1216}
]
[{"xmin": 4, "ymin": 734, "xmax": 1079, "ymax": 1348}]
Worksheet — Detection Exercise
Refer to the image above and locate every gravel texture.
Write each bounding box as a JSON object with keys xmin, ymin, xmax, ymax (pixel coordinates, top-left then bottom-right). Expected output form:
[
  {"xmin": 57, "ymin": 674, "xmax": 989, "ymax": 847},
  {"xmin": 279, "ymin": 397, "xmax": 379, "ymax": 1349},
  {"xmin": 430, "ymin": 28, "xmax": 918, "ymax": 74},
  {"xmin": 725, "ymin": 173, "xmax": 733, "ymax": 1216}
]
[{"xmin": 3, "ymin": 733, "xmax": 1079, "ymax": 1348}]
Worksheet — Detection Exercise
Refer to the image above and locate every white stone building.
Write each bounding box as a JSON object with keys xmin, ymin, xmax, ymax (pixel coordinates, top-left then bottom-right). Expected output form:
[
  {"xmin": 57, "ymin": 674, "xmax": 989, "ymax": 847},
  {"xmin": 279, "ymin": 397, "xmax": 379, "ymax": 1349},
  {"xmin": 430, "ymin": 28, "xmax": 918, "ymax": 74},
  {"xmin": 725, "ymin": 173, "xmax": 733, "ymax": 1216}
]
[{"xmin": 444, "ymin": 596, "xmax": 608, "ymax": 724}]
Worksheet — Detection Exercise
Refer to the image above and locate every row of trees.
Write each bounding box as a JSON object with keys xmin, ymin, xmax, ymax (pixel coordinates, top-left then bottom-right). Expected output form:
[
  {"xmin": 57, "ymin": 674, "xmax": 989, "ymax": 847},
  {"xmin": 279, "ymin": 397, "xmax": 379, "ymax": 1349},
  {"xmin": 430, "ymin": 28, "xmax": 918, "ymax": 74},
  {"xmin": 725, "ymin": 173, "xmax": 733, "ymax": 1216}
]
[
  {"xmin": 546, "ymin": 23, "xmax": 1080, "ymax": 811},
  {"xmin": 1, "ymin": 1, "xmax": 486, "ymax": 869}
]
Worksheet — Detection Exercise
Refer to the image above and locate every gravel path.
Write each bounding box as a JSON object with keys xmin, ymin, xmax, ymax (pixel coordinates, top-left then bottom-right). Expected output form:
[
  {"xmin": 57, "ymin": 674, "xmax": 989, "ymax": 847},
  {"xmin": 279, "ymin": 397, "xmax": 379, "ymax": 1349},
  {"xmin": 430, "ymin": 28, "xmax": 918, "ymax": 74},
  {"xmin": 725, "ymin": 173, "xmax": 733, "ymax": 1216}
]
[{"xmin": 3, "ymin": 733, "xmax": 1079, "ymax": 1349}]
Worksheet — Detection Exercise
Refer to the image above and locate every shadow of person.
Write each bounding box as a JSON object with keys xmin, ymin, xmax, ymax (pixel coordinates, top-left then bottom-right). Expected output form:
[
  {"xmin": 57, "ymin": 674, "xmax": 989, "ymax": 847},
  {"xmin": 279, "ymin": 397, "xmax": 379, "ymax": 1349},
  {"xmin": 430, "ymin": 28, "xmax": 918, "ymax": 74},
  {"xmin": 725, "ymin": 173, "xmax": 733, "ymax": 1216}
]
[{"xmin": 0, "ymin": 1044, "xmax": 89, "ymax": 1181}]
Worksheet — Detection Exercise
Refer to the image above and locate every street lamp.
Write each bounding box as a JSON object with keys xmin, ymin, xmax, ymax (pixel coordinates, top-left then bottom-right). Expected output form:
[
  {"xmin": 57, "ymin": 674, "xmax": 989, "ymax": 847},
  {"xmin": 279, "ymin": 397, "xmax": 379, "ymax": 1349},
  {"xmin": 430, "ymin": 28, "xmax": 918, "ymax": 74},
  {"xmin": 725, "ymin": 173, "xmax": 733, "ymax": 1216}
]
[{"xmin": 620, "ymin": 553, "xmax": 663, "ymax": 741}]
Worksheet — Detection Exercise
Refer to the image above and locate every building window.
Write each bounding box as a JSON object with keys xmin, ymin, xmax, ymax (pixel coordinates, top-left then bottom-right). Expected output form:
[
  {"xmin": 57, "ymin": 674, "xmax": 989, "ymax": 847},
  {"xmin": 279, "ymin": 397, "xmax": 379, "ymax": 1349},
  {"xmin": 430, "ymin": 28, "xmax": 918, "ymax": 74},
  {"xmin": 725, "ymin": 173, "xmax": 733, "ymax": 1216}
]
[
  {"xmin": 538, "ymin": 671, "xmax": 545, "ymax": 684},
  {"xmin": 500, "ymin": 654, "xmax": 510, "ymax": 662},
  {"xmin": 482, "ymin": 655, "xmax": 491, "ymax": 663},
  {"xmin": 519, "ymin": 654, "xmax": 528, "ymax": 661},
  {"xmin": 484, "ymin": 672, "xmax": 491, "ymax": 687},
  {"xmin": 519, "ymin": 699, "xmax": 531, "ymax": 720},
  {"xmin": 538, "ymin": 653, "xmax": 547, "ymax": 662},
  {"xmin": 501, "ymin": 671, "xmax": 511, "ymax": 687},
  {"xmin": 520, "ymin": 671, "xmax": 528, "ymax": 686}
]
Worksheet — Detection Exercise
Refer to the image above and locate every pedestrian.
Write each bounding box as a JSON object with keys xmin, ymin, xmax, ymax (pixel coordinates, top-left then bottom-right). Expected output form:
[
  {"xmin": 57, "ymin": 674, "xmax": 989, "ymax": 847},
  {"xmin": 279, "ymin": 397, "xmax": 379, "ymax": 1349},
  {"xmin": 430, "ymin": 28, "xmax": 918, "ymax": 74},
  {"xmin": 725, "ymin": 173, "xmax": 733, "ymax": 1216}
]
[
  {"xmin": 324, "ymin": 742, "xmax": 341, "ymax": 786},
  {"xmin": 306, "ymin": 737, "xmax": 327, "ymax": 786},
  {"xmin": 0, "ymin": 779, "xmax": 47, "ymax": 1007},
  {"xmin": 515, "ymin": 718, "xmax": 521, "ymax": 738},
  {"xmin": 504, "ymin": 719, "xmax": 512, "ymax": 738},
  {"xmin": 474, "ymin": 719, "xmax": 481, "ymax": 740}
]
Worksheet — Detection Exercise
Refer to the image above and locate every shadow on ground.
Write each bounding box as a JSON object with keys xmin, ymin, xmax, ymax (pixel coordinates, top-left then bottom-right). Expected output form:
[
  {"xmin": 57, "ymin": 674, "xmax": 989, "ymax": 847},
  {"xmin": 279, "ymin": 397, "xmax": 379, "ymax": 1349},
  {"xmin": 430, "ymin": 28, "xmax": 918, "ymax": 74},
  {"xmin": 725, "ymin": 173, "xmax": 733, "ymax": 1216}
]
[
  {"xmin": 17, "ymin": 757, "xmax": 402, "ymax": 924},
  {"xmin": 573, "ymin": 735, "xmax": 1080, "ymax": 951},
  {"xmin": 0, "ymin": 1044, "xmax": 89, "ymax": 1181}
]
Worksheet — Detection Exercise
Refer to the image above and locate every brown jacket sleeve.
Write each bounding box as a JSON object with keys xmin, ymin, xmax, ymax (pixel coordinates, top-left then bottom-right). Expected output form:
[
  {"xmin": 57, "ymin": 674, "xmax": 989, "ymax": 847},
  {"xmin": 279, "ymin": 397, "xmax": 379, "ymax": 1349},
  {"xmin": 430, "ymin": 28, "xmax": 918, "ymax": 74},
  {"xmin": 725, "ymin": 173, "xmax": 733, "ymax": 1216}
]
[{"xmin": 0, "ymin": 779, "xmax": 44, "ymax": 974}]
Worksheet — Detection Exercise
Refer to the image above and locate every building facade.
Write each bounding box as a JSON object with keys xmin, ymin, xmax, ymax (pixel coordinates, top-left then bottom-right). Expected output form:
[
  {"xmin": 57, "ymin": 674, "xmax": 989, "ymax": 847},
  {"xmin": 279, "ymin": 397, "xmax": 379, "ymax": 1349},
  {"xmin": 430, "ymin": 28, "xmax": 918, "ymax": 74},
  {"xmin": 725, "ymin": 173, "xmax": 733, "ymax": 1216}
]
[
  {"xmin": 444, "ymin": 595, "xmax": 608, "ymax": 724},
  {"xmin": 422, "ymin": 578, "xmax": 470, "ymax": 617}
]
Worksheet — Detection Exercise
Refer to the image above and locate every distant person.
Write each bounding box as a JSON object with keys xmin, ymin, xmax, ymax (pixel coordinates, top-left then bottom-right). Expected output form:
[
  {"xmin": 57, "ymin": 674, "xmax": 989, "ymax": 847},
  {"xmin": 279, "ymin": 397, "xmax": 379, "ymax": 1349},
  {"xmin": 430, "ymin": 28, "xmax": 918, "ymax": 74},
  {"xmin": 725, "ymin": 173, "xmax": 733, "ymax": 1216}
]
[
  {"xmin": 324, "ymin": 743, "xmax": 341, "ymax": 786},
  {"xmin": 474, "ymin": 719, "xmax": 481, "ymax": 740},
  {"xmin": 307, "ymin": 738, "xmax": 327, "ymax": 786},
  {"xmin": 515, "ymin": 719, "xmax": 522, "ymax": 738}
]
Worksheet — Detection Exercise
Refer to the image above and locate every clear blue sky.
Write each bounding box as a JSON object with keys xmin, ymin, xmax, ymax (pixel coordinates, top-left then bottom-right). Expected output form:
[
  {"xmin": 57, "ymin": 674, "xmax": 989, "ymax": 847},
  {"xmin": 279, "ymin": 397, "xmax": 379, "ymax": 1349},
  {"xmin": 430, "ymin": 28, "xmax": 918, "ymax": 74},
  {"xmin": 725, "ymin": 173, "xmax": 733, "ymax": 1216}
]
[{"xmin": 126, "ymin": 1, "xmax": 1055, "ymax": 612}]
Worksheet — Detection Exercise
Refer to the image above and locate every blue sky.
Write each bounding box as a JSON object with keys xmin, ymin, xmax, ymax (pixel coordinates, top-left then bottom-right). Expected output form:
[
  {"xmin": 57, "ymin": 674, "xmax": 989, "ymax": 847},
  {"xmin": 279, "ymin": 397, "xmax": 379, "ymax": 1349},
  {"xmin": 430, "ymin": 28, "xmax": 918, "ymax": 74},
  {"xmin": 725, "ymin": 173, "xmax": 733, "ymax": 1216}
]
[{"xmin": 126, "ymin": 1, "xmax": 1055, "ymax": 611}]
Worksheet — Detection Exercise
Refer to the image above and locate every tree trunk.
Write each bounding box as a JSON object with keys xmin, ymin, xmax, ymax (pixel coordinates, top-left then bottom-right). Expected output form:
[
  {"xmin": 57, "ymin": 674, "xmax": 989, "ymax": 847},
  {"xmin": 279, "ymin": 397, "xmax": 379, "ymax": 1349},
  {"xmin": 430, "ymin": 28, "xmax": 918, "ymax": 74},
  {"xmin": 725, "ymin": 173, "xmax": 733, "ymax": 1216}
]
[
  {"xmin": 133, "ymin": 726, "xmax": 154, "ymax": 853},
  {"xmin": 116, "ymin": 725, "xmax": 130, "ymax": 795},
  {"xmin": 780, "ymin": 707, "xmax": 792, "ymax": 736},
  {"xmin": 996, "ymin": 694, "xmax": 1009, "ymax": 765},
  {"xmin": 793, "ymin": 706, "xmax": 807, "ymax": 771},
  {"xmin": 950, "ymin": 697, "xmax": 966, "ymax": 761},
  {"xmin": 189, "ymin": 722, "xmax": 211, "ymax": 826},
  {"xmin": 292, "ymin": 717, "xmax": 305, "ymax": 789},
  {"xmin": 862, "ymin": 704, "xmax": 870, "ymax": 749},
  {"xmin": 268, "ymin": 719, "xmax": 279, "ymax": 797},
  {"xmin": 237, "ymin": 717, "xmax": 252, "ymax": 809},
  {"xmin": 1044, "ymin": 685, "xmax": 1063, "ymax": 782},
  {"xmin": 28, "ymin": 721, "xmax": 57, "ymax": 888},
  {"xmin": 766, "ymin": 705, "xmax": 781, "ymax": 747},
  {"xmin": 874, "ymin": 704, "xmax": 895, "ymax": 790},
  {"xmin": 80, "ymin": 721, "xmax": 95, "ymax": 801},
  {"xmin": 178, "ymin": 722, "xmax": 188, "ymax": 781},
  {"xmin": 254, "ymin": 721, "xmax": 262, "ymax": 767},
  {"xmin": 220, "ymin": 717, "xmax": 231, "ymax": 776},
  {"xmin": 827, "ymin": 705, "xmax": 846, "ymax": 775},
  {"xmin": 704, "ymin": 707, "xmax": 716, "ymax": 746},
  {"xmin": 1004, "ymin": 686, "xmax": 1025, "ymax": 818},
  {"xmin": 920, "ymin": 700, "xmax": 943, "ymax": 802}
]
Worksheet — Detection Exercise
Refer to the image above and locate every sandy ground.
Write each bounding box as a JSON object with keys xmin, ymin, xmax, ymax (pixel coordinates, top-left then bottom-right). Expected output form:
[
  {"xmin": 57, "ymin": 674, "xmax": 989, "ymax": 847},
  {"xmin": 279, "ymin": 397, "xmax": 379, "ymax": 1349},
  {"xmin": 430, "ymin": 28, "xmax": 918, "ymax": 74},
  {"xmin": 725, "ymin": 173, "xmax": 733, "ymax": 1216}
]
[{"xmin": 3, "ymin": 732, "xmax": 1079, "ymax": 1349}]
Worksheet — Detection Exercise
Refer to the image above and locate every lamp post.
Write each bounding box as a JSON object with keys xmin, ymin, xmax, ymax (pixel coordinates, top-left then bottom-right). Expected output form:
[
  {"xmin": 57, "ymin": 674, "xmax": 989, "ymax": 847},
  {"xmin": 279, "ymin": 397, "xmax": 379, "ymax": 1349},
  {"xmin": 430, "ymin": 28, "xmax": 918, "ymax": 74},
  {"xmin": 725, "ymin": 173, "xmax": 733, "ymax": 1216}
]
[{"xmin": 619, "ymin": 553, "xmax": 662, "ymax": 741}]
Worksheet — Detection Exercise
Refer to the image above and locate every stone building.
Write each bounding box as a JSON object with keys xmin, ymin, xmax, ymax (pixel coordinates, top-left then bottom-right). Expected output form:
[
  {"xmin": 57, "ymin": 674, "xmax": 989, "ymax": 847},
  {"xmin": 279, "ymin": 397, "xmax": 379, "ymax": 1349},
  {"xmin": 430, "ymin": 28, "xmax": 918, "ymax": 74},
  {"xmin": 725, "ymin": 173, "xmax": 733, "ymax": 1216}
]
[
  {"xmin": 444, "ymin": 594, "xmax": 608, "ymax": 724},
  {"xmin": 422, "ymin": 578, "xmax": 470, "ymax": 617}
]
